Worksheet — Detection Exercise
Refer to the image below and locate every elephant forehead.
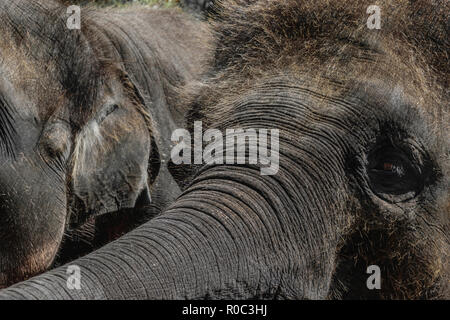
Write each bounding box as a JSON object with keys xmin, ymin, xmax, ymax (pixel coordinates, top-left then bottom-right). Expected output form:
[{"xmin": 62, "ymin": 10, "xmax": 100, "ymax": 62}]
[
  {"xmin": 225, "ymin": 70, "xmax": 446, "ymax": 132},
  {"xmin": 0, "ymin": 17, "xmax": 99, "ymax": 126},
  {"xmin": 203, "ymin": 75, "xmax": 447, "ymax": 166},
  {"xmin": 217, "ymin": 76, "xmax": 427, "ymax": 119},
  {"xmin": 0, "ymin": 43, "xmax": 65, "ymax": 123}
]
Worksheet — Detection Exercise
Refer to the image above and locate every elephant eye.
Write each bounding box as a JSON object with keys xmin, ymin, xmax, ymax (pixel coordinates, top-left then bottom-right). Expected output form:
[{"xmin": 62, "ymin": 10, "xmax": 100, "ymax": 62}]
[
  {"xmin": 374, "ymin": 160, "xmax": 405, "ymax": 176},
  {"xmin": 39, "ymin": 122, "xmax": 71, "ymax": 162},
  {"xmin": 367, "ymin": 144, "xmax": 422, "ymax": 203}
]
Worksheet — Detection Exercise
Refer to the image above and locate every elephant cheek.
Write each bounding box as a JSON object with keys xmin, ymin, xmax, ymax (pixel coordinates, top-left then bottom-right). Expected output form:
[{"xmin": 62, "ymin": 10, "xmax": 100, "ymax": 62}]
[
  {"xmin": 69, "ymin": 125, "xmax": 151, "ymax": 225},
  {"xmin": 0, "ymin": 202, "xmax": 66, "ymax": 287},
  {"xmin": 0, "ymin": 233, "xmax": 63, "ymax": 288}
]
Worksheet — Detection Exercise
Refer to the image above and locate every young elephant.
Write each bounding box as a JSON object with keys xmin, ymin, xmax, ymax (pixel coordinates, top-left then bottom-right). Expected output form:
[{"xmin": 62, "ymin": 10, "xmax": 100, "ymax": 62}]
[
  {"xmin": 0, "ymin": 0, "xmax": 448, "ymax": 299},
  {"xmin": 0, "ymin": 0, "xmax": 210, "ymax": 287}
]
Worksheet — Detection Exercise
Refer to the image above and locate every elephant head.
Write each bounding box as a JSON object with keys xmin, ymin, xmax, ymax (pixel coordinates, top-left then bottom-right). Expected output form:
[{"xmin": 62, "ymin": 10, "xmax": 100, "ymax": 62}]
[
  {"xmin": 0, "ymin": 0, "xmax": 448, "ymax": 299},
  {"xmin": 0, "ymin": 0, "xmax": 161, "ymax": 287}
]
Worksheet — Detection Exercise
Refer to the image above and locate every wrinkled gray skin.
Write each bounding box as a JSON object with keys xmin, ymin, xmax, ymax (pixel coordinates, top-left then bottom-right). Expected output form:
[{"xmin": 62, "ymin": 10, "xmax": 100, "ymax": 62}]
[
  {"xmin": 0, "ymin": 0, "xmax": 449, "ymax": 299},
  {"xmin": 0, "ymin": 0, "xmax": 209, "ymax": 287}
]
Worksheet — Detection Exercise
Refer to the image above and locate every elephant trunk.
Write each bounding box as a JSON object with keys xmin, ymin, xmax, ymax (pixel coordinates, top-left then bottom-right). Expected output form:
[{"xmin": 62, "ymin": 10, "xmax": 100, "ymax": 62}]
[{"xmin": 0, "ymin": 160, "xmax": 348, "ymax": 299}]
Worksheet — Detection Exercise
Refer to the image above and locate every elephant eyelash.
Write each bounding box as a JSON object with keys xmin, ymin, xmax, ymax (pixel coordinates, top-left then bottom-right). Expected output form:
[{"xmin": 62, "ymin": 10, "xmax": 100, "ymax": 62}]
[{"xmin": 0, "ymin": 97, "xmax": 16, "ymax": 157}]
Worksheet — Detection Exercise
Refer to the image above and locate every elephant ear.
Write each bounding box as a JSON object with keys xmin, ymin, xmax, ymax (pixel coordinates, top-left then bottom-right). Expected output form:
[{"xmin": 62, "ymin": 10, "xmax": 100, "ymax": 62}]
[{"xmin": 67, "ymin": 72, "xmax": 155, "ymax": 230}]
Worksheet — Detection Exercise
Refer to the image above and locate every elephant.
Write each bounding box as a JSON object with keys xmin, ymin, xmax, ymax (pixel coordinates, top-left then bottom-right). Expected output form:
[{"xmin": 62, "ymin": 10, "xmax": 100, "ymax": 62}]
[
  {"xmin": 0, "ymin": 0, "xmax": 211, "ymax": 288},
  {"xmin": 0, "ymin": 0, "xmax": 448, "ymax": 299}
]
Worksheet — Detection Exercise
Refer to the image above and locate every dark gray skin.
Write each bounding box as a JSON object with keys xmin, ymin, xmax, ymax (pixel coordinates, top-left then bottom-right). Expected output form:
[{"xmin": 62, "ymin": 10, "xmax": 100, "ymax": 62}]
[
  {"xmin": 0, "ymin": 0, "xmax": 448, "ymax": 299},
  {"xmin": 0, "ymin": 0, "xmax": 210, "ymax": 287}
]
